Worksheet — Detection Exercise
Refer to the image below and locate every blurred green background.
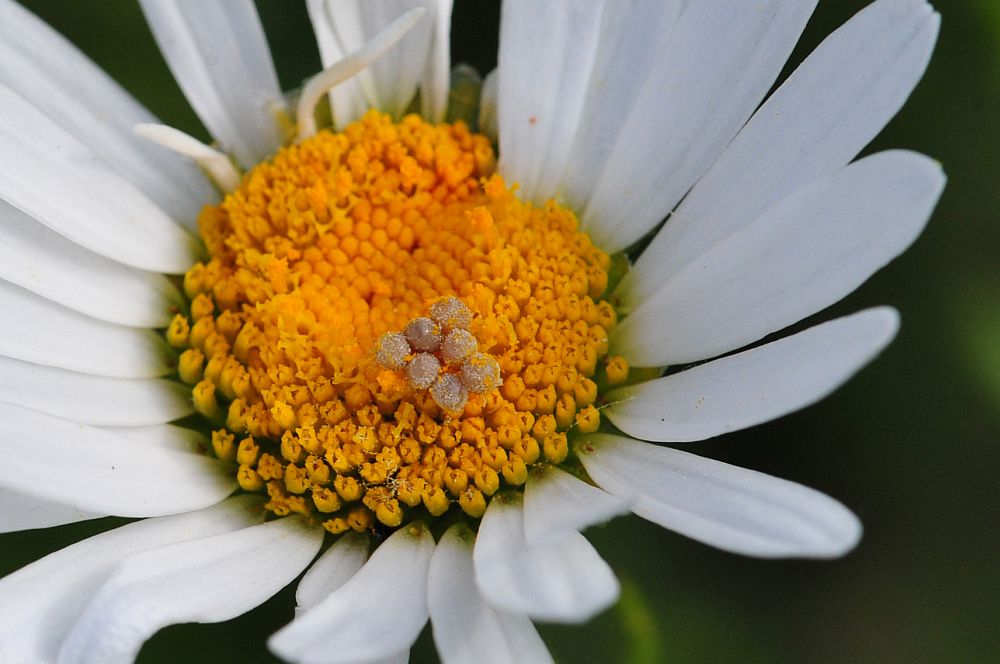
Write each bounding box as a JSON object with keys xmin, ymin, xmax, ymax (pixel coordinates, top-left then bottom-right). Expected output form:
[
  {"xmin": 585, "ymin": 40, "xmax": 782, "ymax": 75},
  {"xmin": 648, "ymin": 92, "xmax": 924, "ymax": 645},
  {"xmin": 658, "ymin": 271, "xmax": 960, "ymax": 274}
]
[{"xmin": 2, "ymin": 1, "xmax": 998, "ymax": 662}]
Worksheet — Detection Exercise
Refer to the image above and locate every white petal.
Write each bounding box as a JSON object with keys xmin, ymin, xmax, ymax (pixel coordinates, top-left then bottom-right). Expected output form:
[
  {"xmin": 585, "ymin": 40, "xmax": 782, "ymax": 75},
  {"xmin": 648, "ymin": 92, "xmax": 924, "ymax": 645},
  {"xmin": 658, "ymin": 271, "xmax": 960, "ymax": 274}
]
[
  {"xmin": 474, "ymin": 494, "xmax": 619, "ymax": 623},
  {"xmin": 306, "ymin": 0, "xmax": 369, "ymax": 130},
  {"xmin": 295, "ymin": 532, "xmax": 370, "ymax": 613},
  {"xmin": 0, "ymin": 403, "xmax": 234, "ymax": 517},
  {"xmin": 362, "ymin": 652, "xmax": 410, "ymax": 664},
  {"xmin": 100, "ymin": 424, "xmax": 204, "ymax": 453},
  {"xmin": 58, "ymin": 517, "xmax": 322, "ymax": 664},
  {"xmin": 430, "ymin": 524, "xmax": 553, "ymax": 664},
  {"xmin": 139, "ymin": 0, "xmax": 286, "ymax": 168},
  {"xmin": 344, "ymin": 0, "xmax": 433, "ymax": 120},
  {"xmin": 614, "ymin": 151, "xmax": 945, "ymax": 366},
  {"xmin": 0, "ymin": 280, "xmax": 173, "ymax": 379},
  {"xmin": 0, "ymin": 83, "xmax": 201, "ymax": 274},
  {"xmin": 579, "ymin": 0, "xmax": 818, "ymax": 252},
  {"xmin": 0, "ymin": 201, "xmax": 181, "ymax": 328},
  {"xmin": 496, "ymin": 0, "xmax": 606, "ymax": 203},
  {"xmin": 297, "ymin": 8, "xmax": 427, "ymax": 141},
  {"xmin": 0, "ymin": 355, "xmax": 192, "ymax": 426},
  {"xmin": 0, "ymin": 496, "xmax": 262, "ymax": 664},
  {"xmin": 621, "ymin": 0, "xmax": 940, "ymax": 310},
  {"xmin": 0, "ymin": 0, "xmax": 217, "ymax": 229},
  {"xmin": 134, "ymin": 123, "xmax": 242, "ymax": 194},
  {"xmin": 478, "ymin": 68, "xmax": 498, "ymax": 142},
  {"xmin": 311, "ymin": 0, "xmax": 436, "ymax": 123},
  {"xmin": 556, "ymin": 0, "xmax": 683, "ymax": 211},
  {"xmin": 307, "ymin": 0, "xmax": 339, "ymax": 65},
  {"xmin": 420, "ymin": 0, "xmax": 454, "ymax": 122},
  {"xmin": 577, "ymin": 434, "xmax": 861, "ymax": 558},
  {"xmin": 523, "ymin": 464, "xmax": 632, "ymax": 544},
  {"xmin": 607, "ymin": 308, "xmax": 899, "ymax": 442},
  {"xmin": 269, "ymin": 522, "xmax": 434, "ymax": 664},
  {"xmin": 0, "ymin": 486, "xmax": 102, "ymax": 533}
]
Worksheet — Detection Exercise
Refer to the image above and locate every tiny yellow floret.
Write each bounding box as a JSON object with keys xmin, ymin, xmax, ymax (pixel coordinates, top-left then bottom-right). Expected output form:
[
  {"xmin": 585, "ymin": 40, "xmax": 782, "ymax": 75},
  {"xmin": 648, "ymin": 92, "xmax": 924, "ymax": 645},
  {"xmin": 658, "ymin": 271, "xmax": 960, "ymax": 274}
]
[
  {"xmin": 604, "ymin": 355, "xmax": 630, "ymax": 386},
  {"xmin": 166, "ymin": 314, "xmax": 190, "ymax": 348}
]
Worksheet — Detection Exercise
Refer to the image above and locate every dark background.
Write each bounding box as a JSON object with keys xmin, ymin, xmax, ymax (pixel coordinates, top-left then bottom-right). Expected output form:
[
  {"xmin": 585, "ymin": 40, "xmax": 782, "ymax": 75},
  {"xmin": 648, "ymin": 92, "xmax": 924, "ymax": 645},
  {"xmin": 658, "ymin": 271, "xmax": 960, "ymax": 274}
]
[{"xmin": 3, "ymin": 1, "xmax": 998, "ymax": 662}]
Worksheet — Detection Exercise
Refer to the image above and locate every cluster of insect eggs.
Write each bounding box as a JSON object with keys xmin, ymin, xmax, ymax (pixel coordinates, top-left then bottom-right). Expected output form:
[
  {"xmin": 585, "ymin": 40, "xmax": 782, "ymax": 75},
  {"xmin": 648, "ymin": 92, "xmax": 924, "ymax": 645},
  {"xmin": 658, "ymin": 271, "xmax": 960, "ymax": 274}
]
[{"xmin": 374, "ymin": 296, "xmax": 502, "ymax": 413}]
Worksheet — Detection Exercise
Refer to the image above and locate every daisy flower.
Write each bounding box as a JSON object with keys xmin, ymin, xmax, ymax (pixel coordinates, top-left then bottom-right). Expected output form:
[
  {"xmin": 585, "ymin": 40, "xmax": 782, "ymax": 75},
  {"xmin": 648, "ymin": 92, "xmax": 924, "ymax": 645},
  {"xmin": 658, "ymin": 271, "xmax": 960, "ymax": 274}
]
[{"xmin": 0, "ymin": 0, "xmax": 944, "ymax": 663}]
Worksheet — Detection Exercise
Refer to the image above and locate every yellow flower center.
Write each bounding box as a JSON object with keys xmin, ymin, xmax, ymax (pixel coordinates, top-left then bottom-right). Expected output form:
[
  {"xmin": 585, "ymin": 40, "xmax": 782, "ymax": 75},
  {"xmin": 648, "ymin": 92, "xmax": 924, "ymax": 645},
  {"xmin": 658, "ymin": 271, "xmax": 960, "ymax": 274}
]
[{"xmin": 166, "ymin": 111, "xmax": 629, "ymax": 534}]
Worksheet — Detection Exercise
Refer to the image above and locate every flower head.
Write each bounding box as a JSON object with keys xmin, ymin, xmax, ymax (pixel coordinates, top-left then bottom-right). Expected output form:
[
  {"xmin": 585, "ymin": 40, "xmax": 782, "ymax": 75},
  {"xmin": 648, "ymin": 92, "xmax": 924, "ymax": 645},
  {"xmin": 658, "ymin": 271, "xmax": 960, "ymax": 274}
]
[{"xmin": 0, "ymin": 0, "xmax": 944, "ymax": 663}]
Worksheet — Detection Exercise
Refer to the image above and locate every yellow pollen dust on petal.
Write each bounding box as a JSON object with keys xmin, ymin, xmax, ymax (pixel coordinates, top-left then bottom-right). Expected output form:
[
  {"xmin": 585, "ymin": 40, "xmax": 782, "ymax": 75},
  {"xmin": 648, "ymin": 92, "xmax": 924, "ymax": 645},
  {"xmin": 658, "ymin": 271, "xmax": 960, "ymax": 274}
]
[{"xmin": 173, "ymin": 110, "xmax": 628, "ymax": 532}]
